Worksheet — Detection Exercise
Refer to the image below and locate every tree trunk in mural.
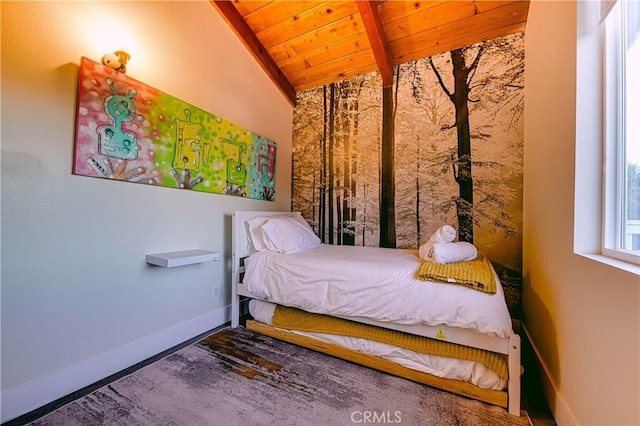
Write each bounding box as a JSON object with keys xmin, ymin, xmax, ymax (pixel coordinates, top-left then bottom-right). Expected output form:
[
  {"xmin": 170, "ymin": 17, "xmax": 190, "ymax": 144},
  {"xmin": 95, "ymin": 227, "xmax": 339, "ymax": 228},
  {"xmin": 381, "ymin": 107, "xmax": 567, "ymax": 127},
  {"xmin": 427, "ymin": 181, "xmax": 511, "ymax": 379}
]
[
  {"xmin": 311, "ymin": 171, "xmax": 316, "ymax": 231},
  {"xmin": 338, "ymin": 78, "xmax": 365, "ymax": 246},
  {"xmin": 340, "ymin": 81, "xmax": 354, "ymax": 245},
  {"xmin": 328, "ymin": 83, "xmax": 336, "ymax": 244},
  {"xmin": 451, "ymin": 48, "xmax": 474, "ymax": 243},
  {"xmin": 379, "ymin": 84, "xmax": 396, "ymax": 248},
  {"xmin": 429, "ymin": 46, "xmax": 486, "ymax": 243},
  {"xmin": 319, "ymin": 86, "xmax": 328, "ymax": 242},
  {"xmin": 337, "ymin": 170, "xmax": 342, "ymax": 245},
  {"xmin": 415, "ymin": 143, "xmax": 421, "ymax": 248}
]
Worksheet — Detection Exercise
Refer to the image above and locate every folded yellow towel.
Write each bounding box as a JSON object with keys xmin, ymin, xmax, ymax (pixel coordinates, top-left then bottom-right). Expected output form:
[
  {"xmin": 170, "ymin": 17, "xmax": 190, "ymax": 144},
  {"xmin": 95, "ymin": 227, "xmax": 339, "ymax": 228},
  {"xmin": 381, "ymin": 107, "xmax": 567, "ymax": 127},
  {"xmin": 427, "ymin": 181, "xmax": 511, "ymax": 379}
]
[{"xmin": 415, "ymin": 253, "xmax": 496, "ymax": 294}]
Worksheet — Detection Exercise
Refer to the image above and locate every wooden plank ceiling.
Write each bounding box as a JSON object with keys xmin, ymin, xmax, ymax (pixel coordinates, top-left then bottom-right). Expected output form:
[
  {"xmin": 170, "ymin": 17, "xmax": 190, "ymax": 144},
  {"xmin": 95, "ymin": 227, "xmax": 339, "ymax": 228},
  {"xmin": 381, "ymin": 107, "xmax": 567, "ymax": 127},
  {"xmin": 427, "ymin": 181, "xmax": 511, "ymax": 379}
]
[{"xmin": 210, "ymin": 1, "xmax": 530, "ymax": 106}]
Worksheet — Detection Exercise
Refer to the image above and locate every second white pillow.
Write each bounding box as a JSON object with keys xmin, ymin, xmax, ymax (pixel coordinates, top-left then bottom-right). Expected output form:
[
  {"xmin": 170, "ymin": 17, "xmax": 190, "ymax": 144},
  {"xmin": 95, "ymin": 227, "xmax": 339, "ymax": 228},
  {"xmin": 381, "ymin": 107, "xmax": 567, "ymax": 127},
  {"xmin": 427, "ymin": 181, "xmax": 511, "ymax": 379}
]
[{"xmin": 260, "ymin": 216, "xmax": 321, "ymax": 254}]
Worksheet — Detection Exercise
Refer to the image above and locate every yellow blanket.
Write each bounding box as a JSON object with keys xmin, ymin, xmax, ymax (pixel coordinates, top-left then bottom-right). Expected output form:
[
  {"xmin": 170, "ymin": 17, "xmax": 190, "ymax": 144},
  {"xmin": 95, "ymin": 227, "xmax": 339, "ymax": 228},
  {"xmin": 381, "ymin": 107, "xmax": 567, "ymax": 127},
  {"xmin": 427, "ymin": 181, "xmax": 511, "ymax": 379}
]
[
  {"xmin": 271, "ymin": 305, "xmax": 507, "ymax": 382},
  {"xmin": 415, "ymin": 253, "xmax": 496, "ymax": 294}
]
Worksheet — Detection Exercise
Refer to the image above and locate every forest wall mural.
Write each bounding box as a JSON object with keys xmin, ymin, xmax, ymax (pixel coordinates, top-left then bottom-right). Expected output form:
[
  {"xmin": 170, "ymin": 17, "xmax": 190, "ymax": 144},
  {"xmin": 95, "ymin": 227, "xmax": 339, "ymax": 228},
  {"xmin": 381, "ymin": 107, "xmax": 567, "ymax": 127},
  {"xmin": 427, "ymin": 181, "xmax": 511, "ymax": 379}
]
[{"xmin": 292, "ymin": 32, "xmax": 524, "ymax": 317}]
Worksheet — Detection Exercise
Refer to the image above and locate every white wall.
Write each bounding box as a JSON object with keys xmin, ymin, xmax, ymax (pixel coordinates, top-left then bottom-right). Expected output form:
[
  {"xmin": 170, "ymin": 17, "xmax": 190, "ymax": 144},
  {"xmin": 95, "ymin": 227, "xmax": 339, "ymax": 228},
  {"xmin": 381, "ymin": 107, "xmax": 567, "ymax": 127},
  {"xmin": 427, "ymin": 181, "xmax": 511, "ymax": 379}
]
[
  {"xmin": 524, "ymin": 1, "xmax": 640, "ymax": 425},
  {"xmin": 0, "ymin": 1, "xmax": 293, "ymax": 421}
]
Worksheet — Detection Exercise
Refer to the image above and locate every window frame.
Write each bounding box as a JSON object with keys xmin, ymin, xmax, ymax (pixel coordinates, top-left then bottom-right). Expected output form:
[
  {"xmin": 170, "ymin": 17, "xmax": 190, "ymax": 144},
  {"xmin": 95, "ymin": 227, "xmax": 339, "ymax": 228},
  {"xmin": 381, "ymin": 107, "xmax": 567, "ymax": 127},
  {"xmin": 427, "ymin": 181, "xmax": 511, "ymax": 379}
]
[{"xmin": 601, "ymin": 0, "xmax": 640, "ymax": 266}]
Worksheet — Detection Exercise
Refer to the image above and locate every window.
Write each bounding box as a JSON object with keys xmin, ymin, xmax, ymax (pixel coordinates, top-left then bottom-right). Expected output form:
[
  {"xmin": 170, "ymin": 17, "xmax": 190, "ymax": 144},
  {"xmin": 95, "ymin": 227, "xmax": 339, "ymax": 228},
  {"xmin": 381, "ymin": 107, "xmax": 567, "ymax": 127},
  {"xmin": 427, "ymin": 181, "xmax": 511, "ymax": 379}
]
[{"xmin": 602, "ymin": 0, "xmax": 640, "ymax": 265}]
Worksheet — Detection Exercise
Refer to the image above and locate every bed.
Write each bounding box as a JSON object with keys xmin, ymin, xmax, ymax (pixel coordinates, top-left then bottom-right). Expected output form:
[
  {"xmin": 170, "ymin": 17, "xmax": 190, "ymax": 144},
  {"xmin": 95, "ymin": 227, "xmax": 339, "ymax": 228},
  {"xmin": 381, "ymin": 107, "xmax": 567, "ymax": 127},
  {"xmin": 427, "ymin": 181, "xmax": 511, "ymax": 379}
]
[{"xmin": 231, "ymin": 210, "xmax": 521, "ymax": 416}]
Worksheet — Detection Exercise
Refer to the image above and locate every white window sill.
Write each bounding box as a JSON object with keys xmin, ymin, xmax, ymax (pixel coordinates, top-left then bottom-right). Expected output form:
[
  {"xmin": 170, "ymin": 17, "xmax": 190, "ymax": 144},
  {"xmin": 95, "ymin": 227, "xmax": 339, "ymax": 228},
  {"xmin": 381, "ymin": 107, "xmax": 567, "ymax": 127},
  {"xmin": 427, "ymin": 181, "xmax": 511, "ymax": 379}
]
[{"xmin": 576, "ymin": 252, "xmax": 640, "ymax": 276}]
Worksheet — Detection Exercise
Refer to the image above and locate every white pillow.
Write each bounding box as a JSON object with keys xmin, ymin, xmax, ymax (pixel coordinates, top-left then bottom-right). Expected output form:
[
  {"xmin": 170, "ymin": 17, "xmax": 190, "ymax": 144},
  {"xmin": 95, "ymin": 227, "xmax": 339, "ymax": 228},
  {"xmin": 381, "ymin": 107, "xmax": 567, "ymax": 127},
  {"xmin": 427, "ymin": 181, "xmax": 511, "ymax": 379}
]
[
  {"xmin": 260, "ymin": 216, "xmax": 321, "ymax": 254},
  {"xmin": 245, "ymin": 215, "xmax": 282, "ymax": 252}
]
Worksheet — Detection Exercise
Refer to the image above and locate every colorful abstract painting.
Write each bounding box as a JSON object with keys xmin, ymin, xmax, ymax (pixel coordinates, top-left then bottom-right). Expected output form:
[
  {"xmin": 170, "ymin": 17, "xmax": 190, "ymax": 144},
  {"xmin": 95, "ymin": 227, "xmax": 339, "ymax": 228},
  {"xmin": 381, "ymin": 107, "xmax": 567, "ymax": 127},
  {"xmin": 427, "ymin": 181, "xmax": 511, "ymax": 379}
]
[{"xmin": 73, "ymin": 57, "xmax": 277, "ymax": 200}]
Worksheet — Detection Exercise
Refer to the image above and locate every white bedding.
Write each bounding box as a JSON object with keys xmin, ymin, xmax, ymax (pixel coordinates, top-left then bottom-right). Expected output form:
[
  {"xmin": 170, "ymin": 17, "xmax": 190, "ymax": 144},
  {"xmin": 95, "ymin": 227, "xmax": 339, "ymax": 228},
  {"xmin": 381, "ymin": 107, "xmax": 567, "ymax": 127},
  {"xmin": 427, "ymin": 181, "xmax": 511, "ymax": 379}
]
[
  {"xmin": 249, "ymin": 299, "xmax": 506, "ymax": 390},
  {"xmin": 243, "ymin": 244, "xmax": 513, "ymax": 338}
]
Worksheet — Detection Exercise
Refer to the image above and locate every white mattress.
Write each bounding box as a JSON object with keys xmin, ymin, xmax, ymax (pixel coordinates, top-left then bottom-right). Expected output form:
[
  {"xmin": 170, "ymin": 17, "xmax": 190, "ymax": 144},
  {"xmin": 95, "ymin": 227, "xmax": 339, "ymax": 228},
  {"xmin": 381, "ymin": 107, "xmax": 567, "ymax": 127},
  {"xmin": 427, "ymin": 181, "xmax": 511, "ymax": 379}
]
[
  {"xmin": 243, "ymin": 245, "xmax": 513, "ymax": 338},
  {"xmin": 249, "ymin": 299, "xmax": 506, "ymax": 390}
]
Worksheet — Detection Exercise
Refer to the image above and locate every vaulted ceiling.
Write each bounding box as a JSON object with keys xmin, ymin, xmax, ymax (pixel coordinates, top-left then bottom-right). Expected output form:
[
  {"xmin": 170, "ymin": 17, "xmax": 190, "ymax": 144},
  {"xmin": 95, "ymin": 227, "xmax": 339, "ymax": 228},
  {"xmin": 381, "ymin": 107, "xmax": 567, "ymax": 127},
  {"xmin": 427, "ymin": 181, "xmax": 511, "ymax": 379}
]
[{"xmin": 210, "ymin": 1, "xmax": 530, "ymax": 106}]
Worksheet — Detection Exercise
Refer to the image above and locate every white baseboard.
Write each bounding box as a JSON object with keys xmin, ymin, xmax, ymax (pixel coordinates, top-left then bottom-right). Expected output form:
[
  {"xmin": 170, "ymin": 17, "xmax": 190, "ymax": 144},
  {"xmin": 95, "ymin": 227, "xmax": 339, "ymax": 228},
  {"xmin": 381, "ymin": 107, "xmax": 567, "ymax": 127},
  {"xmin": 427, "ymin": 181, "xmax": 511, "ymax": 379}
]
[
  {"xmin": 1, "ymin": 305, "xmax": 230, "ymax": 423},
  {"xmin": 521, "ymin": 324, "xmax": 576, "ymax": 426}
]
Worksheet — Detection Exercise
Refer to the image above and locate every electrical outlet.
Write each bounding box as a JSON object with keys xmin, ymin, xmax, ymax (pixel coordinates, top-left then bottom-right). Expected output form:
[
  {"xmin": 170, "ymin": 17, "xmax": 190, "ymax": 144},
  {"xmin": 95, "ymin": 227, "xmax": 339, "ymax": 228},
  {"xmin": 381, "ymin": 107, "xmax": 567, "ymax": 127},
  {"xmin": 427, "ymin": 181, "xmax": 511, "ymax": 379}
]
[{"xmin": 213, "ymin": 283, "xmax": 221, "ymax": 299}]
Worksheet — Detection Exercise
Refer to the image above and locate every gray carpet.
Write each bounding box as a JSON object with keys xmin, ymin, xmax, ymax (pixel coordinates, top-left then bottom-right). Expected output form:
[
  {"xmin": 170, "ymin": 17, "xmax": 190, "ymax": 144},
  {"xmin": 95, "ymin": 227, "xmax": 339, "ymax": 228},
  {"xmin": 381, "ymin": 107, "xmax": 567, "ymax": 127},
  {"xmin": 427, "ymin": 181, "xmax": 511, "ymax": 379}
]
[{"xmin": 32, "ymin": 327, "xmax": 530, "ymax": 426}]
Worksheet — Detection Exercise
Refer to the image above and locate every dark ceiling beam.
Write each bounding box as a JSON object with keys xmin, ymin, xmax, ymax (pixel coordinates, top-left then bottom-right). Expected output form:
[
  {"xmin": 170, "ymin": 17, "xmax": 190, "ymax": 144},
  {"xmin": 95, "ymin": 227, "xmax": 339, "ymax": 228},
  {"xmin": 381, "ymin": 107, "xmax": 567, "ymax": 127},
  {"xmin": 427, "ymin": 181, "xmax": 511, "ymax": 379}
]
[
  {"xmin": 210, "ymin": 0, "xmax": 297, "ymax": 107},
  {"xmin": 356, "ymin": 1, "xmax": 394, "ymax": 86}
]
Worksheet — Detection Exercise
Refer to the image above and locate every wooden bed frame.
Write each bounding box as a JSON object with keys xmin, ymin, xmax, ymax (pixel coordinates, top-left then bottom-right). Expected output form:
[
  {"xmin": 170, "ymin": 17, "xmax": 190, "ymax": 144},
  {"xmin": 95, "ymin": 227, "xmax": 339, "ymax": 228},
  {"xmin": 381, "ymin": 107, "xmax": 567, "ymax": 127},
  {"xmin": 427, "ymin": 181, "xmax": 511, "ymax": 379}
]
[{"xmin": 231, "ymin": 210, "xmax": 521, "ymax": 416}]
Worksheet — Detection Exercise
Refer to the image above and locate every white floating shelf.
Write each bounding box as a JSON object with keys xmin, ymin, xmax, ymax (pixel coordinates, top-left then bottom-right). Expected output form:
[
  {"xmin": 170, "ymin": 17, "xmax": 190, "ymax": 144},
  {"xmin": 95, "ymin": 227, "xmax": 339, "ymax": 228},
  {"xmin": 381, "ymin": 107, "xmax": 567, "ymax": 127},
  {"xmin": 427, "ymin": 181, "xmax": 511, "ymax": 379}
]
[{"xmin": 146, "ymin": 249, "xmax": 221, "ymax": 268}]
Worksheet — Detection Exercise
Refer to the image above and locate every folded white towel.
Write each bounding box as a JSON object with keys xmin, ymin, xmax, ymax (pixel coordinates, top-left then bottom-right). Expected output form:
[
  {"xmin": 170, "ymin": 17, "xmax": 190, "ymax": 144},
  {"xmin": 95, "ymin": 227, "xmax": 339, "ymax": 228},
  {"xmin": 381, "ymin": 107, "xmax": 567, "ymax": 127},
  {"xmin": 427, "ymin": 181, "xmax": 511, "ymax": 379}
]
[
  {"xmin": 419, "ymin": 225, "xmax": 457, "ymax": 260},
  {"xmin": 432, "ymin": 242, "xmax": 478, "ymax": 264}
]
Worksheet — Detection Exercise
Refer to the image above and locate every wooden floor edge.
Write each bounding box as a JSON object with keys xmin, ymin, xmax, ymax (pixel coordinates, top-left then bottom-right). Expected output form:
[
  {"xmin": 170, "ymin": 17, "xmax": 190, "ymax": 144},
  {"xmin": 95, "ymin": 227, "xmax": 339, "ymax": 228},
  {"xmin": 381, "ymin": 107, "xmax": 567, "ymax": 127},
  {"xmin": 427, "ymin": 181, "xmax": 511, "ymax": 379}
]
[{"xmin": 245, "ymin": 320, "xmax": 508, "ymax": 409}]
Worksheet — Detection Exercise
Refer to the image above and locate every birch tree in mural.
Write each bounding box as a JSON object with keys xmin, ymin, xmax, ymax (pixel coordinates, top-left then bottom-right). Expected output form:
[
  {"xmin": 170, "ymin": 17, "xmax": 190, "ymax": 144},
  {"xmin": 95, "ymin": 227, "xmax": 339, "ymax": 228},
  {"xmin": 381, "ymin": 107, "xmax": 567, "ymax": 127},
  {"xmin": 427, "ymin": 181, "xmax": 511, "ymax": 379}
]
[
  {"xmin": 379, "ymin": 79, "xmax": 397, "ymax": 248},
  {"xmin": 338, "ymin": 78, "xmax": 363, "ymax": 245},
  {"xmin": 429, "ymin": 48, "xmax": 480, "ymax": 243},
  {"xmin": 291, "ymin": 85, "xmax": 323, "ymax": 231},
  {"xmin": 292, "ymin": 74, "xmax": 381, "ymax": 246},
  {"xmin": 395, "ymin": 61, "xmax": 451, "ymax": 248},
  {"xmin": 425, "ymin": 38, "xmax": 524, "ymax": 244},
  {"xmin": 394, "ymin": 33, "xmax": 524, "ymax": 315}
]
